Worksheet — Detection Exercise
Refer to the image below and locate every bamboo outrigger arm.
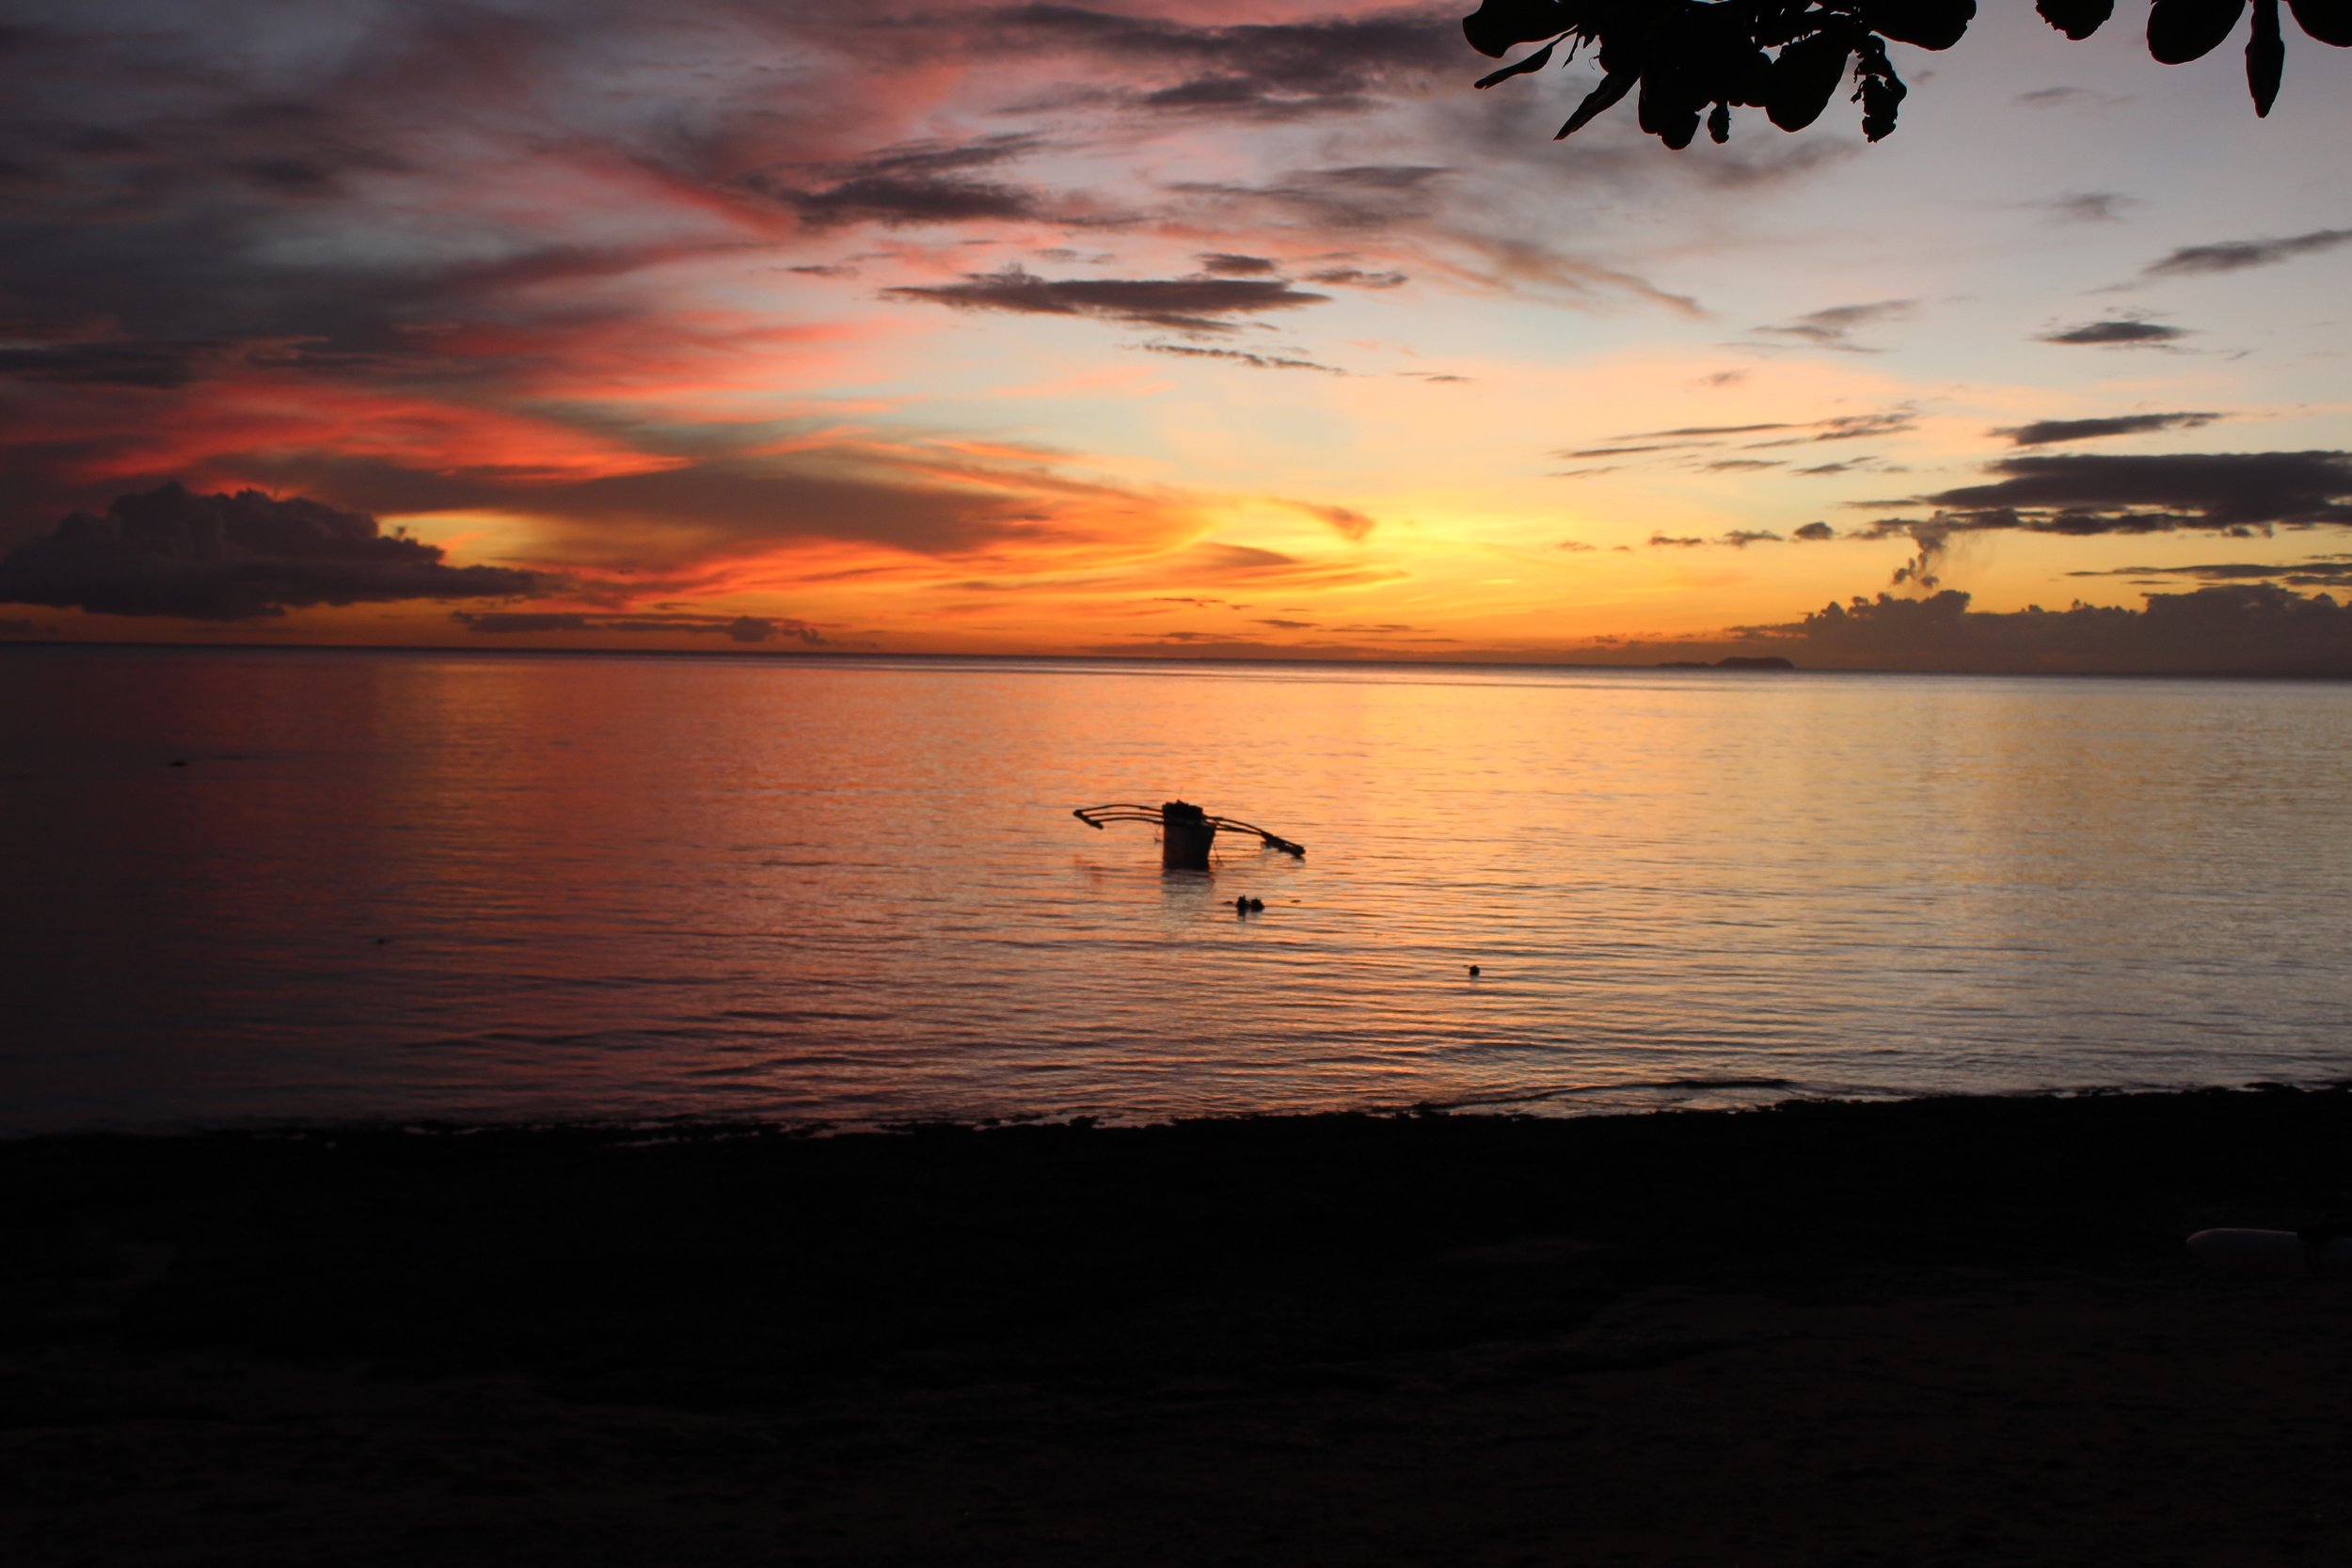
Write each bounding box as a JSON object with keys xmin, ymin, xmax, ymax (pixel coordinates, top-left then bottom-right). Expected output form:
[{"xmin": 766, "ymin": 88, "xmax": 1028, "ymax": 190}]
[{"xmin": 1073, "ymin": 800, "xmax": 1305, "ymax": 866}]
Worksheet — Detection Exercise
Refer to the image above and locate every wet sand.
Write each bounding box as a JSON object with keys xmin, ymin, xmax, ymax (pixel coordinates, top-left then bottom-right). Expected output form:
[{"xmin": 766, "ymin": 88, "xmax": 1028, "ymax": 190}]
[{"xmin": 6, "ymin": 1085, "xmax": 2349, "ymax": 1565}]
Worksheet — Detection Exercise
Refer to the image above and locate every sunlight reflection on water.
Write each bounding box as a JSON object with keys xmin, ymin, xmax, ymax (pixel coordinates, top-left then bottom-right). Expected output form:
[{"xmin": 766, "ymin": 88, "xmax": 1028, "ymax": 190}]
[{"xmin": 5, "ymin": 646, "xmax": 2350, "ymax": 1130}]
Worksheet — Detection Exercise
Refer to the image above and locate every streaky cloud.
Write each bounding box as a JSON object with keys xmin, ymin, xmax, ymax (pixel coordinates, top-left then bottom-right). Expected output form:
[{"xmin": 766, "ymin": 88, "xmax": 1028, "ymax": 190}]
[
  {"xmin": 454, "ymin": 610, "xmax": 825, "ymax": 644},
  {"xmin": 2039, "ymin": 319, "xmax": 2186, "ymax": 347},
  {"xmin": 1889, "ymin": 451, "xmax": 2352, "ymax": 537},
  {"xmin": 885, "ymin": 266, "xmax": 1328, "ymax": 334},
  {"xmin": 1994, "ymin": 413, "xmax": 2222, "ymax": 447},
  {"xmin": 2144, "ymin": 229, "xmax": 2352, "ymax": 277}
]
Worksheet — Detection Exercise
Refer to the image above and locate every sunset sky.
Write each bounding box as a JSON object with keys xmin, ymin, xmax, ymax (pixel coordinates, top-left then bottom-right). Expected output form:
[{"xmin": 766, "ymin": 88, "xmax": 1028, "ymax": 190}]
[{"xmin": 3, "ymin": 1, "xmax": 2349, "ymax": 667}]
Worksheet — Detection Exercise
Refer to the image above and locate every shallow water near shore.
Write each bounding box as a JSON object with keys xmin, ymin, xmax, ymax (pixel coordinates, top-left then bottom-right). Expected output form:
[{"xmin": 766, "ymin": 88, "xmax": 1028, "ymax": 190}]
[{"xmin": 5, "ymin": 643, "xmax": 2350, "ymax": 1131}]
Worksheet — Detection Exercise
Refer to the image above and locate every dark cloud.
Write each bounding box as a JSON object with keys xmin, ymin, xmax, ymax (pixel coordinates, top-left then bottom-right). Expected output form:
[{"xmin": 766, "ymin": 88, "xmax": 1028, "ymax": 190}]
[
  {"xmin": 453, "ymin": 610, "xmax": 825, "ymax": 644},
  {"xmin": 1595, "ymin": 410, "xmax": 1915, "ymax": 460},
  {"xmin": 1648, "ymin": 528, "xmax": 1791, "ymax": 549},
  {"xmin": 1168, "ymin": 165, "xmax": 1450, "ymax": 234},
  {"xmin": 885, "ymin": 266, "xmax": 1328, "ymax": 334},
  {"xmin": 755, "ymin": 136, "xmax": 1063, "ymax": 229},
  {"xmin": 2015, "ymin": 86, "xmax": 2122, "ymax": 110},
  {"xmin": 2040, "ymin": 319, "xmax": 2186, "ymax": 347},
  {"xmin": 1197, "ymin": 252, "xmax": 1279, "ymax": 275},
  {"xmin": 1254, "ymin": 616, "xmax": 1317, "ymax": 628},
  {"xmin": 1906, "ymin": 451, "xmax": 2352, "ymax": 536},
  {"xmin": 1557, "ymin": 539, "xmax": 1596, "ymax": 551},
  {"xmin": 1137, "ymin": 342, "xmax": 1344, "ymax": 372},
  {"xmin": 0, "ymin": 483, "xmax": 541, "ymax": 620},
  {"xmin": 1793, "ymin": 521, "xmax": 1836, "ymax": 541},
  {"xmin": 0, "ymin": 337, "xmax": 222, "ymax": 388},
  {"xmin": 1701, "ymin": 459, "xmax": 1782, "ymax": 472},
  {"xmin": 1621, "ymin": 422, "xmax": 1793, "ymax": 439},
  {"xmin": 2065, "ymin": 559, "xmax": 2352, "ymax": 590},
  {"xmin": 2038, "ymin": 190, "xmax": 2137, "ymax": 224},
  {"xmin": 2143, "ymin": 229, "xmax": 2352, "ymax": 278},
  {"xmin": 1994, "ymin": 412, "xmax": 2222, "ymax": 447},
  {"xmin": 1752, "ymin": 300, "xmax": 1916, "ymax": 353},
  {"xmin": 1794, "ymin": 461, "xmax": 1862, "ymax": 475},
  {"xmin": 1306, "ymin": 267, "xmax": 1408, "ymax": 288},
  {"xmin": 996, "ymin": 6, "xmax": 1452, "ymax": 121},
  {"xmin": 1800, "ymin": 413, "xmax": 1915, "ymax": 444}
]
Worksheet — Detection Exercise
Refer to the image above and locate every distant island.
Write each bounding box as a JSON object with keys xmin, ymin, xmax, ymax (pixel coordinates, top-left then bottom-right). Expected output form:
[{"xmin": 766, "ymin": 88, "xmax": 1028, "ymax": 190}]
[{"xmin": 1656, "ymin": 655, "xmax": 1796, "ymax": 671}]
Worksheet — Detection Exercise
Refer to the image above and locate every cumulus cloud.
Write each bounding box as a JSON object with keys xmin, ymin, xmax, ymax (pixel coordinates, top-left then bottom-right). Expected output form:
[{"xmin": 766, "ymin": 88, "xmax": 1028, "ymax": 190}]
[
  {"xmin": 1750, "ymin": 586, "xmax": 2352, "ymax": 675},
  {"xmin": 2143, "ymin": 229, "xmax": 2352, "ymax": 278},
  {"xmin": 0, "ymin": 483, "xmax": 541, "ymax": 620},
  {"xmin": 2040, "ymin": 319, "xmax": 2186, "ymax": 347},
  {"xmin": 1993, "ymin": 413, "xmax": 2222, "ymax": 447},
  {"xmin": 1792, "ymin": 521, "xmax": 1836, "ymax": 540},
  {"xmin": 885, "ymin": 266, "xmax": 1329, "ymax": 334}
]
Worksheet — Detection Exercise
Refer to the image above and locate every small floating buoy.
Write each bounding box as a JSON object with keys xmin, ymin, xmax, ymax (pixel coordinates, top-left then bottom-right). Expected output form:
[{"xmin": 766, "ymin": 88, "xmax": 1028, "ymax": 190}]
[
  {"xmin": 1234, "ymin": 895, "xmax": 1250, "ymax": 914},
  {"xmin": 1248, "ymin": 896, "xmax": 1264, "ymax": 911},
  {"xmin": 1468, "ymin": 964, "xmax": 1480, "ymax": 977}
]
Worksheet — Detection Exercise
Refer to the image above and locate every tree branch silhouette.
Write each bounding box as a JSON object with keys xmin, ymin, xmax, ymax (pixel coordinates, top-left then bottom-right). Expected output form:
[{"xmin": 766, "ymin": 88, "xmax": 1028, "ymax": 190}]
[{"xmin": 1465, "ymin": 0, "xmax": 2351, "ymax": 148}]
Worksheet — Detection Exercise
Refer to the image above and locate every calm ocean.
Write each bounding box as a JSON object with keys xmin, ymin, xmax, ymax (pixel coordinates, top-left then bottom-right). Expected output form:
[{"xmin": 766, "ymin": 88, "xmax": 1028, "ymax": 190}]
[{"xmin": 5, "ymin": 644, "xmax": 2348, "ymax": 1132}]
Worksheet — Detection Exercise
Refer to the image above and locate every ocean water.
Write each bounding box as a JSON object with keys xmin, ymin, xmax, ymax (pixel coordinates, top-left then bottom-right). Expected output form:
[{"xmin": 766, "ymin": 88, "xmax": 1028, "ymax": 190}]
[{"xmin": 4, "ymin": 644, "xmax": 2349, "ymax": 1132}]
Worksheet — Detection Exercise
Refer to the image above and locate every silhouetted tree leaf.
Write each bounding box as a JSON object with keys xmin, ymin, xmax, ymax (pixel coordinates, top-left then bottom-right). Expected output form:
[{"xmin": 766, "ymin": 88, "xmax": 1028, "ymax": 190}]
[
  {"xmin": 1639, "ymin": 63, "xmax": 1706, "ymax": 147},
  {"xmin": 1470, "ymin": 0, "xmax": 2329, "ymax": 149},
  {"xmin": 1862, "ymin": 0, "xmax": 1978, "ymax": 49},
  {"xmin": 1768, "ymin": 31, "xmax": 1853, "ymax": 131},
  {"xmin": 2287, "ymin": 0, "xmax": 2352, "ymax": 44},
  {"xmin": 1476, "ymin": 39, "xmax": 1560, "ymax": 88},
  {"xmin": 1556, "ymin": 66, "xmax": 1640, "ymax": 138},
  {"xmin": 1852, "ymin": 36, "xmax": 1910, "ymax": 139},
  {"xmin": 1465, "ymin": 0, "xmax": 1576, "ymax": 57},
  {"xmin": 2149, "ymin": 0, "xmax": 2248, "ymax": 60},
  {"xmin": 2036, "ymin": 0, "xmax": 2116, "ymax": 39},
  {"xmin": 2248, "ymin": 0, "xmax": 2284, "ymax": 109}
]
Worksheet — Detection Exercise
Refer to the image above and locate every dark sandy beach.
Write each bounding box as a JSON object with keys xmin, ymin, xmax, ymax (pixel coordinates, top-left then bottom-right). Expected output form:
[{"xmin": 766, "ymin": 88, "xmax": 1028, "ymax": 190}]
[{"xmin": 6, "ymin": 1085, "xmax": 2349, "ymax": 1566}]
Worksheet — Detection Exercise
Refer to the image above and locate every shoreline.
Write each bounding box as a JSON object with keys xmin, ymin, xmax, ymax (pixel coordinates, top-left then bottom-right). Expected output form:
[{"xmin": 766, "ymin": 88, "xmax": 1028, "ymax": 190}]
[{"xmin": 8, "ymin": 1084, "xmax": 2351, "ymax": 1563}]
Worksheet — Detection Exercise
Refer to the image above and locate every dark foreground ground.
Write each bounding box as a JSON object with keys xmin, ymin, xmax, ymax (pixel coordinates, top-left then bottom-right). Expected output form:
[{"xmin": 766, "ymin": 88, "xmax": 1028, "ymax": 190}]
[{"xmin": 4, "ymin": 1086, "xmax": 2350, "ymax": 1566}]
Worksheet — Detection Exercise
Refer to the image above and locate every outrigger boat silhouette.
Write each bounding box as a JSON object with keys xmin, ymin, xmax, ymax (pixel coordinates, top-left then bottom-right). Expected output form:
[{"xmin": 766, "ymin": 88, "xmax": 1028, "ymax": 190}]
[{"xmin": 1072, "ymin": 800, "xmax": 1306, "ymax": 870}]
